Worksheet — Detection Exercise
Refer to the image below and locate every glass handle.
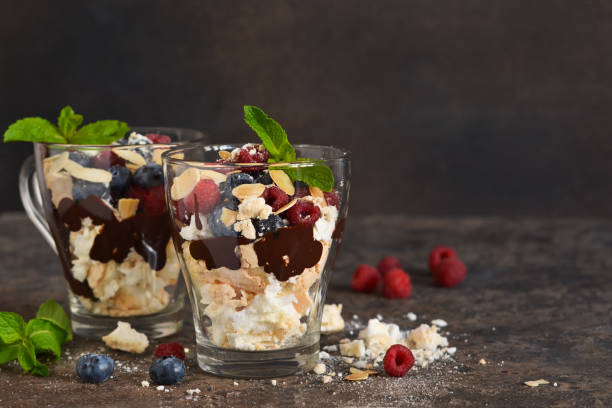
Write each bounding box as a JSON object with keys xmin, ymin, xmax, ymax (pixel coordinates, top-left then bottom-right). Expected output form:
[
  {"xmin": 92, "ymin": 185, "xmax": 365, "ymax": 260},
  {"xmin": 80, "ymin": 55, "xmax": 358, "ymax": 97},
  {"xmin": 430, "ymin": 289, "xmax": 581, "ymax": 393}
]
[{"xmin": 19, "ymin": 155, "xmax": 57, "ymax": 253}]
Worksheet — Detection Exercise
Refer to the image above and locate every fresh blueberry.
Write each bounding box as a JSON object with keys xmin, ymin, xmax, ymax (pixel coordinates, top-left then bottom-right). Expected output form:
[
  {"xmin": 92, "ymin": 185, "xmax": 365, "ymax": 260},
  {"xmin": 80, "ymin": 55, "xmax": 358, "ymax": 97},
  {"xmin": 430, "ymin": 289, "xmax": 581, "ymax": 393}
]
[
  {"xmin": 76, "ymin": 353, "xmax": 114, "ymax": 383},
  {"xmin": 69, "ymin": 151, "xmax": 92, "ymax": 167},
  {"xmin": 252, "ymin": 214, "xmax": 285, "ymax": 236},
  {"xmin": 254, "ymin": 171, "xmax": 273, "ymax": 185},
  {"xmin": 208, "ymin": 205, "xmax": 238, "ymax": 236},
  {"xmin": 226, "ymin": 173, "xmax": 254, "ymax": 189},
  {"xmin": 72, "ymin": 179, "xmax": 108, "ymax": 202},
  {"xmin": 133, "ymin": 163, "xmax": 163, "ymax": 188},
  {"xmin": 109, "ymin": 165, "xmax": 132, "ymax": 195},
  {"xmin": 149, "ymin": 356, "xmax": 185, "ymax": 385}
]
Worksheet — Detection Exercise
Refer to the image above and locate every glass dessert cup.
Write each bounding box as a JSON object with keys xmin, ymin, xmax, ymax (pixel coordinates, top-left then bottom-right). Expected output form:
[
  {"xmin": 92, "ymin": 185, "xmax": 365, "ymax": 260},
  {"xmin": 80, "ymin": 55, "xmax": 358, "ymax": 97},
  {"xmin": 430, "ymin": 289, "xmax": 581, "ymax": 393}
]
[
  {"xmin": 19, "ymin": 127, "xmax": 206, "ymax": 339},
  {"xmin": 163, "ymin": 144, "xmax": 350, "ymax": 378}
]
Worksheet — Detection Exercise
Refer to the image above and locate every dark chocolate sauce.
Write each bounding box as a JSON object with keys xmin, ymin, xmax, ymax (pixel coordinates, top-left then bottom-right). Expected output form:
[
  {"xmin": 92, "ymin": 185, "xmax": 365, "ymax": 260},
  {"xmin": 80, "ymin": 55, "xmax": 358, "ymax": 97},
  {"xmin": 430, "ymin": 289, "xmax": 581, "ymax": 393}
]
[
  {"xmin": 332, "ymin": 217, "xmax": 346, "ymax": 240},
  {"xmin": 254, "ymin": 225, "xmax": 323, "ymax": 281},
  {"xmin": 189, "ymin": 236, "xmax": 251, "ymax": 270},
  {"xmin": 57, "ymin": 196, "xmax": 171, "ymax": 271}
]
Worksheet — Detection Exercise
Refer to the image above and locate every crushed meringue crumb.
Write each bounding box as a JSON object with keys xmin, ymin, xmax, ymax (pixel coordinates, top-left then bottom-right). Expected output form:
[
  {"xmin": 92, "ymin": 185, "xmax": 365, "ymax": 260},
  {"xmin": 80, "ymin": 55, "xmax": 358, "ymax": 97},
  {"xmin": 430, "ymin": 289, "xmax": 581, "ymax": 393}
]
[
  {"xmin": 478, "ymin": 359, "xmax": 487, "ymax": 365},
  {"xmin": 319, "ymin": 351, "xmax": 331, "ymax": 359},
  {"xmin": 141, "ymin": 380, "xmax": 150, "ymax": 388},
  {"xmin": 313, "ymin": 363, "xmax": 326, "ymax": 375},
  {"xmin": 233, "ymin": 381, "xmax": 239, "ymax": 386},
  {"xmin": 322, "ymin": 375, "xmax": 332, "ymax": 384},
  {"xmin": 431, "ymin": 319, "xmax": 448, "ymax": 327},
  {"xmin": 186, "ymin": 389, "xmax": 201, "ymax": 395},
  {"xmin": 323, "ymin": 345, "xmax": 338, "ymax": 352},
  {"xmin": 406, "ymin": 312, "xmax": 417, "ymax": 321},
  {"xmin": 156, "ymin": 385, "xmax": 165, "ymax": 391},
  {"xmin": 270, "ymin": 380, "xmax": 277, "ymax": 386}
]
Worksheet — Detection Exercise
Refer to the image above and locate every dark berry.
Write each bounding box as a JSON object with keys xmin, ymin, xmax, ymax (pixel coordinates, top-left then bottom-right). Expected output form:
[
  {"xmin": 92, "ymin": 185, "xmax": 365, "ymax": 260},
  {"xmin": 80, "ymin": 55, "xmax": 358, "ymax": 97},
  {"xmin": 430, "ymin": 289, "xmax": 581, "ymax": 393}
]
[
  {"xmin": 254, "ymin": 171, "xmax": 273, "ymax": 185},
  {"xmin": 381, "ymin": 268, "xmax": 412, "ymax": 299},
  {"xmin": 294, "ymin": 180, "xmax": 309, "ymax": 190},
  {"xmin": 69, "ymin": 151, "xmax": 92, "ymax": 167},
  {"xmin": 323, "ymin": 191, "xmax": 340, "ymax": 209},
  {"xmin": 293, "ymin": 185, "xmax": 309, "ymax": 199},
  {"xmin": 252, "ymin": 214, "xmax": 285, "ymax": 236},
  {"xmin": 154, "ymin": 342, "xmax": 186, "ymax": 361},
  {"xmin": 225, "ymin": 173, "xmax": 254, "ymax": 189},
  {"xmin": 262, "ymin": 186, "xmax": 290, "ymax": 211},
  {"xmin": 149, "ymin": 356, "xmax": 185, "ymax": 385},
  {"xmin": 92, "ymin": 150, "xmax": 125, "ymax": 169},
  {"xmin": 378, "ymin": 256, "xmax": 402, "ymax": 276},
  {"xmin": 286, "ymin": 199, "xmax": 321, "ymax": 226},
  {"xmin": 383, "ymin": 345, "xmax": 414, "ymax": 377},
  {"xmin": 428, "ymin": 246, "xmax": 457, "ymax": 273},
  {"xmin": 145, "ymin": 133, "xmax": 172, "ymax": 144},
  {"xmin": 76, "ymin": 353, "xmax": 114, "ymax": 383},
  {"xmin": 72, "ymin": 179, "xmax": 108, "ymax": 202},
  {"xmin": 235, "ymin": 145, "xmax": 270, "ymax": 163},
  {"xmin": 208, "ymin": 205, "xmax": 238, "ymax": 236},
  {"xmin": 173, "ymin": 199, "xmax": 191, "ymax": 224},
  {"xmin": 433, "ymin": 257, "xmax": 466, "ymax": 288},
  {"xmin": 184, "ymin": 179, "xmax": 221, "ymax": 214},
  {"xmin": 127, "ymin": 185, "xmax": 167, "ymax": 215},
  {"xmin": 109, "ymin": 165, "xmax": 132, "ymax": 195},
  {"xmin": 351, "ymin": 264, "xmax": 381, "ymax": 293},
  {"xmin": 133, "ymin": 163, "xmax": 164, "ymax": 188}
]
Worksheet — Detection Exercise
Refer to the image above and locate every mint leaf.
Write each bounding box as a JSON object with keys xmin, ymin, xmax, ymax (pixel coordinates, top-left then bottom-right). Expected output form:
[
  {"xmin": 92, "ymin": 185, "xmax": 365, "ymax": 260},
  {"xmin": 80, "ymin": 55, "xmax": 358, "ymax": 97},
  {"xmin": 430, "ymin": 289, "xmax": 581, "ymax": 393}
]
[
  {"xmin": 284, "ymin": 164, "xmax": 334, "ymax": 192},
  {"xmin": 17, "ymin": 340, "xmax": 48, "ymax": 377},
  {"xmin": 36, "ymin": 299, "xmax": 72, "ymax": 342},
  {"xmin": 244, "ymin": 106, "xmax": 295, "ymax": 161},
  {"xmin": 70, "ymin": 120, "xmax": 129, "ymax": 144},
  {"xmin": 57, "ymin": 106, "xmax": 83, "ymax": 139},
  {"xmin": 0, "ymin": 342, "xmax": 20, "ymax": 364},
  {"xmin": 26, "ymin": 319, "xmax": 62, "ymax": 359},
  {"xmin": 3, "ymin": 118, "xmax": 66, "ymax": 144},
  {"xmin": 0, "ymin": 312, "xmax": 26, "ymax": 344}
]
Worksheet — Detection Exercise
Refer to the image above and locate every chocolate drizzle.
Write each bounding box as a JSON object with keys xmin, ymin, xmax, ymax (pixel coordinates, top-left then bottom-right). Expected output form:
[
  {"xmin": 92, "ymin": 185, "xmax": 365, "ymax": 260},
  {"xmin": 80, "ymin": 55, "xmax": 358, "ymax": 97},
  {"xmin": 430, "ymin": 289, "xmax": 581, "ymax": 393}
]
[
  {"xmin": 57, "ymin": 196, "xmax": 171, "ymax": 271},
  {"xmin": 189, "ymin": 236, "xmax": 250, "ymax": 270}
]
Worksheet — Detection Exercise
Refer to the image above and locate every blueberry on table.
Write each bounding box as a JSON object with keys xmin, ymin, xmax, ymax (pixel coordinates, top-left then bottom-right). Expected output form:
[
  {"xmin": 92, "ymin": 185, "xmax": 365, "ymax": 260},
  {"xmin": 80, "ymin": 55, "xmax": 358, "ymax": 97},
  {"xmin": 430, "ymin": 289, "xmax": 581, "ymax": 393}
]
[
  {"xmin": 209, "ymin": 204, "xmax": 238, "ymax": 236},
  {"xmin": 149, "ymin": 356, "xmax": 185, "ymax": 385},
  {"xmin": 252, "ymin": 214, "xmax": 285, "ymax": 236},
  {"xmin": 76, "ymin": 354, "xmax": 114, "ymax": 383},
  {"xmin": 69, "ymin": 151, "xmax": 92, "ymax": 167},
  {"xmin": 72, "ymin": 179, "xmax": 108, "ymax": 202},
  {"xmin": 133, "ymin": 163, "xmax": 164, "ymax": 188},
  {"xmin": 109, "ymin": 165, "xmax": 132, "ymax": 195}
]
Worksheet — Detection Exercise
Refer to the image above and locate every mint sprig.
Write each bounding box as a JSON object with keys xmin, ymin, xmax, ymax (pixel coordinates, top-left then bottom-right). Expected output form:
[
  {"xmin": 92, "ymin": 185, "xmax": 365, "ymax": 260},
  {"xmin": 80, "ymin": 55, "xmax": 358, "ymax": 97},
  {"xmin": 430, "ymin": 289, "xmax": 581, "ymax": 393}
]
[
  {"xmin": 3, "ymin": 106, "xmax": 130, "ymax": 145},
  {"xmin": 0, "ymin": 299, "xmax": 72, "ymax": 376},
  {"xmin": 243, "ymin": 105, "xmax": 334, "ymax": 192}
]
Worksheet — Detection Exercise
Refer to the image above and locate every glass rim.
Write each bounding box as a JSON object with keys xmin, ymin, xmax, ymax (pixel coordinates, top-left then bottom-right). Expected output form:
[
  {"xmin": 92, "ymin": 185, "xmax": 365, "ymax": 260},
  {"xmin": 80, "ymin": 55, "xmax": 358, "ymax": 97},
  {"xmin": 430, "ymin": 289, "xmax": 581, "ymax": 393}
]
[
  {"xmin": 36, "ymin": 126, "xmax": 206, "ymax": 149},
  {"xmin": 162, "ymin": 143, "xmax": 351, "ymax": 169}
]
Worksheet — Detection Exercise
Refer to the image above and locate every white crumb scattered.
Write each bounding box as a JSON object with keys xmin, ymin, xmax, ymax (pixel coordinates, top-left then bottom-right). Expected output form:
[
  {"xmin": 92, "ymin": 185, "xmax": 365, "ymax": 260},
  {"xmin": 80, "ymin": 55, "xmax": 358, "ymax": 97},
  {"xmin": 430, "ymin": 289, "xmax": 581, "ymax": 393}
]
[
  {"xmin": 233, "ymin": 381, "xmax": 239, "ymax": 386},
  {"xmin": 184, "ymin": 348, "xmax": 190, "ymax": 353},
  {"xmin": 270, "ymin": 380, "xmax": 277, "ymax": 386},
  {"xmin": 431, "ymin": 319, "xmax": 448, "ymax": 327},
  {"xmin": 313, "ymin": 363, "xmax": 326, "ymax": 375},
  {"xmin": 156, "ymin": 385, "xmax": 165, "ymax": 391},
  {"xmin": 323, "ymin": 344, "xmax": 338, "ymax": 352},
  {"xmin": 102, "ymin": 321, "xmax": 149, "ymax": 354},
  {"xmin": 319, "ymin": 351, "xmax": 331, "ymax": 359},
  {"xmin": 322, "ymin": 375, "xmax": 332, "ymax": 384},
  {"xmin": 141, "ymin": 380, "xmax": 150, "ymax": 388},
  {"xmin": 406, "ymin": 312, "xmax": 417, "ymax": 321},
  {"xmin": 164, "ymin": 389, "xmax": 169, "ymax": 393},
  {"xmin": 478, "ymin": 358, "xmax": 487, "ymax": 365},
  {"xmin": 376, "ymin": 314, "xmax": 383, "ymax": 321},
  {"xmin": 352, "ymin": 314, "xmax": 359, "ymax": 320},
  {"xmin": 554, "ymin": 382, "xmax": 558, "ymax": 387}
]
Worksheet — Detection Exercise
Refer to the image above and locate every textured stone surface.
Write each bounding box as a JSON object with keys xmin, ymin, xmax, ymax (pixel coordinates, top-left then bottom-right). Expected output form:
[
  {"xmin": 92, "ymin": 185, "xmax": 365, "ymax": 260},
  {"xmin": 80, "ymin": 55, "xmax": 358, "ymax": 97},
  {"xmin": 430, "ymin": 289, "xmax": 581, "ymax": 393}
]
[{"xmin": 0, "ymin": 213, "xmax": 610, "ymax": 407}]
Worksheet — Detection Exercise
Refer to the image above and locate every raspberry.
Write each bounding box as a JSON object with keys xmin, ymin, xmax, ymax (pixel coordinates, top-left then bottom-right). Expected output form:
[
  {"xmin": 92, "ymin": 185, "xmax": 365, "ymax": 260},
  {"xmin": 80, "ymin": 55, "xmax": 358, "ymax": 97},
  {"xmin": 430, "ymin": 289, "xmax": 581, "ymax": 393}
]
[
  {"xmin": 286, "ymin": 199, "xmax": 321, "ymax": 226},
  {"xmin": 378, "ymin": 256, "xmax": 401, "ymax": 275},
  {"xmin": 381, "ymin": 268, "xmax": 412, "ymax": 299},
  {"xmin": 433, "ymin": 257, "xmax": 466, "ymax": 288},
  {"xmin": 351, "ymin": 264, "xmax": 381, "ymax": 293},
  {"xmin": 146, "ymin": 133, "xmax": 172, "ymax": 144},
  {"xmin": 236, "ymin": 145, "xmax": 270, "ymax": 163},
  {"xmin": 383, "ymin": 344, "xmax": 414, "ymax": 377},
  {"xmin": 293, "ymin": 187, "xmax": 309, "ymax": 199},
  {"xmin": 127, "ymin": 185, "xmax": 167, "ymax": 215},
  {"xmin": 262, "ymin": 186, "xmax": 290, "ymax": 211},
  {"xmin": 184, "ymin": 179, "xmax": 221, "ymax": 215},
  {"xmin": 428, "ymin": 246, "xmax": 457, "ymax": 273},
  {"xmin": 92, "ymin": 150, "xmax": 125, "ymax": 169},
  {"xmin": 154, "ymin": 342, "xmax": 185, "ymax": 361},
  {"xmin": 323, "ymin": 191, "xmax": 340, "ymax": 208}
]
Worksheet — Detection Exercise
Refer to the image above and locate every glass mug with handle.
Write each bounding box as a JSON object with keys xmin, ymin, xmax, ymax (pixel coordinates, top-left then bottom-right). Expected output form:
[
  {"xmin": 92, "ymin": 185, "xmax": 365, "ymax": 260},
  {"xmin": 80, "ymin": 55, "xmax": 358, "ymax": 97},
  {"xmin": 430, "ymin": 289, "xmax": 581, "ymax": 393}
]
[
  {"xmin": 19, "ymin": 127, "xmax": 205, "ymax": 338},
  {"xmin": 163, "ymin": 143, "xmax": 350, "ymax": 377}
]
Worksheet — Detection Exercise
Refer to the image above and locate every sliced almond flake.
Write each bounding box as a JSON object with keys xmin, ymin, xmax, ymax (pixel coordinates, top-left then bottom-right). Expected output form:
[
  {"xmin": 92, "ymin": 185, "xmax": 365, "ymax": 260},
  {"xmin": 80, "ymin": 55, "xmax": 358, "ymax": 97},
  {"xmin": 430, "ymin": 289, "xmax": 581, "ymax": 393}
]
[
  {"xmin": 232, "ymin": 183, "xmax": 265, "ymax": 201},
  {"xmin": 152, "ymin": 148, "xmax": 169, "ymax": 165},
  {"xmin": 218, "ymin": 150, "xmax": 231, "ymax": 160},
  {"xmin": 345, "ymin": 372, "xmax": 369, "ymax": 381},
  {"xmin": 220, "ymin": 208, "xmax": 238, "ymax": 227},
  {"xmin": 171, "ymin": 168, "xmax": 201, "ymax": 200},
  {"xmin": 269, "ymin": 170, "xmax": 295, "ymax": 195},
  {"xmin": 112, "ymin": 148, "xmax": 147, "ymax": 167},
  {"xmin": 63, "ymin": 160, "xmax": 112, "ymax": 184},
  {"xmin": 118, "ymin": 198, "xmax": 140, "ymax": 220},
  {"xmin": 199, "ymin": 169, "xmax": 227, "ymax": 184},
  {"xmin": 349, "ymin": 367, "xmax": 378, "ymax": 375},
  {"xmin": 273, "ymin": 198, "xmax": 297, "ymax": 215},
  {"xmin": 524, "ymin": 379, "xmax": 549, "ymax": 387},
  {"xmin": 309, "ymin": 186, "xmax": 325, "ymax": 203},
  {"xmin": 226, "ymin": 170, "xmax": 242, "ymax": 175},
  {"xmin": 48, "ymin": 152, "xmax": 70, "ymax": 174}
]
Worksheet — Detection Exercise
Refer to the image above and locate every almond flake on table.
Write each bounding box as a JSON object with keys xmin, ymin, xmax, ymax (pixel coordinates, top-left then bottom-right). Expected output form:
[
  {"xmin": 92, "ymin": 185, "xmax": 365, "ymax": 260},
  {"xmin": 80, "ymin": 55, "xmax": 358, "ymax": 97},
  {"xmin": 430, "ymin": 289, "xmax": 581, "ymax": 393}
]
[{"xmin": 524, "ymin": 379, "xmax": 550, "ymax": 387}]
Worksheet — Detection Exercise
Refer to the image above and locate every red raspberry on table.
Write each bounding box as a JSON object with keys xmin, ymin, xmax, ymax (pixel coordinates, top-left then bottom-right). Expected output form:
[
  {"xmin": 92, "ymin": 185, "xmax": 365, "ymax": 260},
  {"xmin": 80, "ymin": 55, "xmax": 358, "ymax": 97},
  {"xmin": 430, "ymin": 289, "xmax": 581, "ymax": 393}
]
[
  {"xmin": 378, "ymin": 256, "xmax": 402, "ymax": 276},
  {"xmin": 383, "ymin": 344, "xmax": 414, "ymax": 377},
  {"xmin": 145, "ymin": 133, "xmax": 172, "ymax": 144},
  {"xmin": 154, "ymin": 342, "xmax": 186, "ymax": 361},
  {"xmin": 433, "ymin": 257, "xmax": 466, "ymax": 288},
  {"xmin": 323, "ymin": 191, "xmax": 340, "ymax": 208},
  {"xmin": 262, "ymin": 186, "xmax": 290, "ymax": 211},
  {"xmin": 184, "ymin": 179, "xmax": 220, "ymax": 215},
  {"xmin": 92, "ymin": 150, "xmax": 125, "ymax": 169},
  {"xmin": 127, "ymin": 185, "xmax": 167, "ymax": 215},
  {"xmin": 428, "ymin": 246, "xmax": 457, "ymax": 273},
  {"xmin": 286, "ymin": 199, "xmax": 321, "ymax": 226},
  {"xmin": 351, "ymin": 264, "xmax": 381, "ymax": 293},
  {"xmin": 381, "ymin": 268, "xmax": 412, "ymax": 299}
]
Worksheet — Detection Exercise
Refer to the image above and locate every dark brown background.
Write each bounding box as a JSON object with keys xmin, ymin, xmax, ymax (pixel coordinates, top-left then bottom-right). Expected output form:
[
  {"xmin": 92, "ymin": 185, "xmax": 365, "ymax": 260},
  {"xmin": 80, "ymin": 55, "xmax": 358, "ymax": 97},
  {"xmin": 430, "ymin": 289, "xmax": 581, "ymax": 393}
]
[{"xmin": 1, "ymin": 0, "xmax": 611, "ymax": 216}]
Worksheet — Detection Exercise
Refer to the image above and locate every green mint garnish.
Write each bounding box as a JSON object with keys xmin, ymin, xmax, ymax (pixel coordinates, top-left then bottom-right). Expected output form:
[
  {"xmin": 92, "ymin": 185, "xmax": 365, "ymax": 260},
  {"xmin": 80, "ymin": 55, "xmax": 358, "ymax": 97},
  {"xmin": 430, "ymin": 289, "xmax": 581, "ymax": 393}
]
[
  {"xmin": 3, "ymin": 105, "xmax": 130, "ymax": 145},
  {"xmin": 0, "ymin": 299, "xmax": 72, "ymax": 376},
  {"xmin": 243, "ymin": 105, "xmax": 334, "ymax": 192}
]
